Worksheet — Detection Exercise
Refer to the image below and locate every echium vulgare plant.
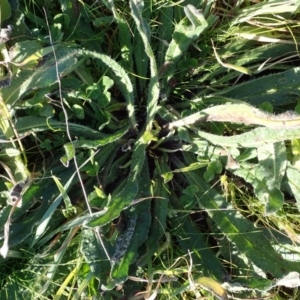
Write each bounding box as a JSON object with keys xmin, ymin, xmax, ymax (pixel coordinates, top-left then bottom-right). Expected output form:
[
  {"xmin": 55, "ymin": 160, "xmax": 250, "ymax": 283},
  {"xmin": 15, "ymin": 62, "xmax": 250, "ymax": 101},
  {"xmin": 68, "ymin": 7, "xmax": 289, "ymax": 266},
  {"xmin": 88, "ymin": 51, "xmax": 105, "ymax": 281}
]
[{"xmin": 0, "ymin": 0, "xmax": 300, "ymax": 299}]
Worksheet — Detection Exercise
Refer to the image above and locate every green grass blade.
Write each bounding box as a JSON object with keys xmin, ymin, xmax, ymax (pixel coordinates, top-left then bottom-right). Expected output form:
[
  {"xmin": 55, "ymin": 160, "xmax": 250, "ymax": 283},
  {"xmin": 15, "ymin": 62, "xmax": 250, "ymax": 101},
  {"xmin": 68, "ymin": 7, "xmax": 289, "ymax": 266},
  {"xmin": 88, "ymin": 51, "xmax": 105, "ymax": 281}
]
[
  {"xmin": 194, "ymin": 276, "xmax": 228, "ymax": 300},
  {"xmin": 199, "ymin": 43, "xmax": 297, "ymax": 89},
  {"xmin": 52, "ymin": 175, "xmax": 74, "ymax": 213},
  {"xmin": 0, "ymin": 98, "xmax": 14, "ymax": 138},
  {"xmin": 35, "ymin": 210, "xmax": 110, "ymax": 248},
  {"xmin": 233, "ymin": 0, "xmax": 299, "ymax": 24}
]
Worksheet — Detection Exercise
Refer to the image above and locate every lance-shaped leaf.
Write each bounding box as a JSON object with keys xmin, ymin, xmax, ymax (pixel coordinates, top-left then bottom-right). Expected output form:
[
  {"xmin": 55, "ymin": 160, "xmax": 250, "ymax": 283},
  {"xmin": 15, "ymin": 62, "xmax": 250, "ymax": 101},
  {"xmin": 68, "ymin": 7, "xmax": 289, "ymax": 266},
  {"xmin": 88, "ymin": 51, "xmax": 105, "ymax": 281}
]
[
  {"xmin": 130, "ymin": 0, "xmax": 159, "ymax": 131},
  {"xmin": 174, "ymin": 154, "xmax": 300, "ymax": 279},
  {"xmin": 82, "ymin": 50, "xmax": 137, "ymax": 129},
  {"xmin": 2, "ymin": 46, "xmax": 78, "ymax": 106}
]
